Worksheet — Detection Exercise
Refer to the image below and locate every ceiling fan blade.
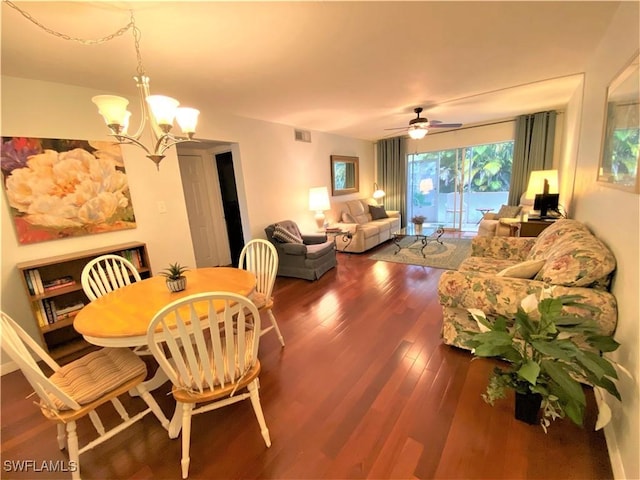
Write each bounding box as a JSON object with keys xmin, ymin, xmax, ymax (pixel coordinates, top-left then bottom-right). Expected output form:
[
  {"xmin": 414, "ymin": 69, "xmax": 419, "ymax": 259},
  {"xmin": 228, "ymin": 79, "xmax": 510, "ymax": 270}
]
[
  {"xmin": 383, "ymin": 126, "xmax": 410, "ymax": 131},
  {"xmin": 429, "ymin": 122, "xmax": 463, "ymax": 128}
]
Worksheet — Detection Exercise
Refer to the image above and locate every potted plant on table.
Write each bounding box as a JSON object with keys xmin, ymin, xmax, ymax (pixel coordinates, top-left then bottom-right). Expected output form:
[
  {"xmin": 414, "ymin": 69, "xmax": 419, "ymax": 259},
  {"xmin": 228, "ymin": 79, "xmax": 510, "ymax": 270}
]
[
  {"xmin": 461, "ymin": 292, "xmax": 621, "ymax": 432},
  {"xmin": 411, "ymin": 215, "xmax": 426, "ymax": 233},
  {"xmin": 160, "ymin": 262, "xmax": 189, "ymax": 292}
]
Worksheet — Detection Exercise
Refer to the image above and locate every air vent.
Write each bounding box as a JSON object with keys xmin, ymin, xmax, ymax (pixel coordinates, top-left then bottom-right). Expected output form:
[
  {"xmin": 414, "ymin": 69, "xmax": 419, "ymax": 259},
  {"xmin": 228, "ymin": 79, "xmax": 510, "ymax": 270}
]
[{"xmin": 294, "ymin": 129, "xmax": 311, "ymax": 143}]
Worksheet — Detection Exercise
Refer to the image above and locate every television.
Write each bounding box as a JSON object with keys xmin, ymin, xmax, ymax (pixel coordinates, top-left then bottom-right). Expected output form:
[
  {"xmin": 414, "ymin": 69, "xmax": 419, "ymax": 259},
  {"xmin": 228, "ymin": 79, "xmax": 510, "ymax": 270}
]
[{"xmin": 533, "ymin": 193, "xmax": 560, "ymax": 218}]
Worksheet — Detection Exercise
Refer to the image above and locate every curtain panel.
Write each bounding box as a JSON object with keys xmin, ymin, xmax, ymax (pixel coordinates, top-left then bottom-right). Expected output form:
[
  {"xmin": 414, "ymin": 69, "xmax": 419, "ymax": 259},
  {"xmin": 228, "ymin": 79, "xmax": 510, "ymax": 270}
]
[
  {"xmin": 376, "ymin": 137, "xmax": 407, "ymax": 226},
  {"xmin": 509, "ymin": 111, "xmax": 557, "ymax": 205}
]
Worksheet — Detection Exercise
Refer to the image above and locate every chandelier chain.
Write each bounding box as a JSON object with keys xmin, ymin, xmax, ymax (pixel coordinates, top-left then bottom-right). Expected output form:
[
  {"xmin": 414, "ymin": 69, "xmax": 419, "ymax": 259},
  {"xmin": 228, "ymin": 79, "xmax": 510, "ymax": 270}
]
[{"xmin": 3, "ymin": 0, "xmax": 136, "ymax": 45}]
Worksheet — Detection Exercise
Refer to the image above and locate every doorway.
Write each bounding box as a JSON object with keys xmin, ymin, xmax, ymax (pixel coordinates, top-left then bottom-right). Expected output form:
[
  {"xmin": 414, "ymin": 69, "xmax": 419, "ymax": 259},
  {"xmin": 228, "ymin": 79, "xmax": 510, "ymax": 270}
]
[
  {"xmin": 215, "ymin": 151, "xmax": 244, "ymax": 266},
  {"xmin": 177, "ymin": 142, "xmax": 244, "ymax": 267}
]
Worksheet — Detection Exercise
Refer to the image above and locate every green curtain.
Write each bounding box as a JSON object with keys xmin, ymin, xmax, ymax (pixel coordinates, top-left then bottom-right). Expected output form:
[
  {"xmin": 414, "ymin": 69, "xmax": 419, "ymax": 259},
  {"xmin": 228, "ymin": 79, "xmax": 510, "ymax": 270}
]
[
  {"xmin": 376, "ymin": 137, "xmax": 407, "ymax": 226},
  {"xmin": 509, "ymin": 111, "xmax": 557, "ymax": 205}
]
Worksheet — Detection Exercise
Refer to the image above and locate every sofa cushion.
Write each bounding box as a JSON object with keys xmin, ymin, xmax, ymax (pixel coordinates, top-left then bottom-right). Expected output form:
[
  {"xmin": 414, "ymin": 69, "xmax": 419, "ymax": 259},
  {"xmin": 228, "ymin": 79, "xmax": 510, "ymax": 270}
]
[
  {"xmin": 305, "ymin": 241, "xmax": 335, "ymax": 259},
  {"xmin": 272, "ymin": 224, "xmax": 303, "ymax": 244},
  {"xmin": 527, "ymin": 219, "xmax": 616, "ymax": 287},
  {"xmin": 496, "ymin": 259, "xmax": 546, "ymax": 279},
  {"xmin": 342, "ymin": 212, "xmax": 356, "ymax": 223},
  {"xmin": 496, "ymin": 204, "xmax": 522, "ymax": 219},
  {"xmin": 369, "ymin": 205, "xmax": 388, "ymax": 220}
]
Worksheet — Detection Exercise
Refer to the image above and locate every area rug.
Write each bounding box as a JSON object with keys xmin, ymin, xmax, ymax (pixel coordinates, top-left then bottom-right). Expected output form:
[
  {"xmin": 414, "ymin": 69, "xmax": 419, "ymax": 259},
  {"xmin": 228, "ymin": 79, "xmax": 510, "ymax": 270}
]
[{"xmin": 369, "ymin": 237, "xmax": 472, "ymax": 270}]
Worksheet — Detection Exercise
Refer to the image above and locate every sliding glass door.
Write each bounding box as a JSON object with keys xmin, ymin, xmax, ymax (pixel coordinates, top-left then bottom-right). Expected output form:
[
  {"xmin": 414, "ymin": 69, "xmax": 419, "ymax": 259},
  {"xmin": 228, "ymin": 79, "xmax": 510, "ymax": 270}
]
[{"xmin": 407, "ymin": 141, "xmax": 515, "ymax": 231}]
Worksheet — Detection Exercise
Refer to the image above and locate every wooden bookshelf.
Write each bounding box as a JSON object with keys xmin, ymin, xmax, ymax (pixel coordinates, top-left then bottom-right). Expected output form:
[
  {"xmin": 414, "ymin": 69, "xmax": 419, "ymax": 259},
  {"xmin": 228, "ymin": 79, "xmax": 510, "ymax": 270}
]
[{"xmin": 16, "ymin": 241, "xmax": 151, "ymax": 363}]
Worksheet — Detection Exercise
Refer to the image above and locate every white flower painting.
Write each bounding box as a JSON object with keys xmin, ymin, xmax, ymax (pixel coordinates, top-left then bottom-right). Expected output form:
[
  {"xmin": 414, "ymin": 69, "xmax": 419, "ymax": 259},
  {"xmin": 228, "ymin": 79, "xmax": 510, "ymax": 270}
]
[{"xmin": 1, "ymin": 137, "xmax": 136, "ymax": 244}]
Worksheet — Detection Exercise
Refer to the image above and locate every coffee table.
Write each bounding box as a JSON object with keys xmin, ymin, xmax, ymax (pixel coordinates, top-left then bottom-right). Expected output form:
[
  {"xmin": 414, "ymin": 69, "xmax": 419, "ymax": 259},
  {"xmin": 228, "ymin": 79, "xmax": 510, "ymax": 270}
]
[{"xmin": 392, "ymin": 223, "xmax": 445, "ymax": 257}]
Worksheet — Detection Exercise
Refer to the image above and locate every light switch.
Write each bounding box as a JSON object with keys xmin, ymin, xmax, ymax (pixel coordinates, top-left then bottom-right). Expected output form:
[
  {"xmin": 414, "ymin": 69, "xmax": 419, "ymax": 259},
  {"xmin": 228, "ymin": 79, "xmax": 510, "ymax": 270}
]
[{"xmin": 157, "ymin": 201, "xmax": 167, "ymax": 214}]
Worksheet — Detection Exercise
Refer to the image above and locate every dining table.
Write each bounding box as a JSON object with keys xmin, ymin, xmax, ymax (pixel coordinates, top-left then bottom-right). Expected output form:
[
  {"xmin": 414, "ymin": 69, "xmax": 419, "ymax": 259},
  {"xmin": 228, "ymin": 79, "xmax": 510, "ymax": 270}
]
[
  {"xmin": 74, "ymin": 266, "xmax": 256, "ymax": 438},
  {"xmin": 74, "ymin": 266, "xmax": 256, "ymax": 347}
]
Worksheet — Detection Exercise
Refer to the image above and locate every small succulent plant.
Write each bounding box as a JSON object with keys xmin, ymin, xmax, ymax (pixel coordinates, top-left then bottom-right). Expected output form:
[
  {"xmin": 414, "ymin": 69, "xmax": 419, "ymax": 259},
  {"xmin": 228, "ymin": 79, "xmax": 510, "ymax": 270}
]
[{"xmin": 160, "ymin": 262, "xmax": 189, "ymax": 281}]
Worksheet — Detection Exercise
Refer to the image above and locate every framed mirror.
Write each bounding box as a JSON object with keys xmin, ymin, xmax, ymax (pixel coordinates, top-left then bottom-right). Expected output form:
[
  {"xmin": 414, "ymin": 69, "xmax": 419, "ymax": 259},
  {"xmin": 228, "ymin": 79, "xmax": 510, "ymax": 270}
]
[
  {"xmin": 330, "ymin": 155, "xmax": 359, "ymax": 196},
  {"xmin": 598, "ymin": 52, "xmax": 639, "ymax": 193}
]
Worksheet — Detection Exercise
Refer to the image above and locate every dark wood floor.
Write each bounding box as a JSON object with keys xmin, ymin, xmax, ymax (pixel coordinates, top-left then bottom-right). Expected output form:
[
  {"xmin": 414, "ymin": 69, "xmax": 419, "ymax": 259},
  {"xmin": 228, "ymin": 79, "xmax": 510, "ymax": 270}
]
[{"xmin": 1, "ymin": 239, "xmax": 613, "ymax": 479}]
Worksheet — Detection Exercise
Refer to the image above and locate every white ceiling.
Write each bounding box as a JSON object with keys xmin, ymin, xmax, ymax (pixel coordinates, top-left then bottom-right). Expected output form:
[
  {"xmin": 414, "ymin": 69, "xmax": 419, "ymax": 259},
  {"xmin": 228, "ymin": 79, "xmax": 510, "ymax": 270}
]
[{"xmin": 1, "ymin": 1, "xmax": 622, "ymax": 141}]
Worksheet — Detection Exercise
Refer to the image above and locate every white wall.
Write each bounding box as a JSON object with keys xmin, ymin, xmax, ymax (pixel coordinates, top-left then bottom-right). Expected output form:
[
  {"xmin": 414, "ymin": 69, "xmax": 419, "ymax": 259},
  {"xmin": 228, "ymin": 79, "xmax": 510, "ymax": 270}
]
[
  {"xmin": 565, "ymin": 3, "xmax": 639, "ymax": 479},
  {"xmin": 0, "ymin": 75, "xmax": 373, "ymax": 365}
]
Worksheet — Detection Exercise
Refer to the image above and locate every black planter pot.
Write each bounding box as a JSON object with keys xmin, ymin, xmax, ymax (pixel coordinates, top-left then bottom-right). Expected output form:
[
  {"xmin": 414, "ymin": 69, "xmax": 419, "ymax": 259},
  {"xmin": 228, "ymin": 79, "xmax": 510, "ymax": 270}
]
[{"xmin": 514, "ymin": 392, "xmax": 542, "ymax": 425}]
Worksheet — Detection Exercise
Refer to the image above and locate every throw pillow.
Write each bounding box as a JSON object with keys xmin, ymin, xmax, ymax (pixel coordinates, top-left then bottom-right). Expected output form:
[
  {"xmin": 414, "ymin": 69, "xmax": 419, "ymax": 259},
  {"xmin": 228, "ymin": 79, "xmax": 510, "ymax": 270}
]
[
  {"xmin": 272, "ymin": 224, "xmax": 303, "ymax": 244},
  {"xmin": 369, "ymin": 205, "xmax": 388, "ymax": 220},
  {"xmin": 496, "ymin": 259, "xmax": 546, "ymax": 279},
  {"xmin": 496, "ymin": 204, "xmax": 522, "ymax": 219},
  {"xmin": 342, "ymin": 212, "xmax": 357, "ymax": 223}
]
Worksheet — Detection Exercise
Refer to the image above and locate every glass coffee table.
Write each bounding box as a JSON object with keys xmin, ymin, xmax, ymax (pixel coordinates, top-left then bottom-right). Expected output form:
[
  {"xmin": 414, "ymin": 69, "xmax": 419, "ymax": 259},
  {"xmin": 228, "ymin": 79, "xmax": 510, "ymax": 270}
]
[{"xmin": 391, "ymin": 223, "xmax": 445, "ymax": 257}]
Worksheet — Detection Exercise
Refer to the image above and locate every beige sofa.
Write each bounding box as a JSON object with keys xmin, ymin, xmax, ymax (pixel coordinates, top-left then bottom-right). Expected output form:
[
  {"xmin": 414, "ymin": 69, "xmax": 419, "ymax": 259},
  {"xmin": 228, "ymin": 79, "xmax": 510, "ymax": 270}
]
[
  {"xmin": 438, "ymin": 219, "xmax": 618, "ymax": 350},
  {"xmin": 328, "ymin": 199, "xmax": 401, "ymax": 253}
]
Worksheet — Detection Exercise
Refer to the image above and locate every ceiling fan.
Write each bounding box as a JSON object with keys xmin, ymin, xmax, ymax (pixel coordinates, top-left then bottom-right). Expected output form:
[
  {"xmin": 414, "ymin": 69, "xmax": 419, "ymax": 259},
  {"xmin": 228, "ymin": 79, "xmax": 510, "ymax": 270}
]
[{"xmin": 385, "ymin": 107, "xmax": 463, "ymax": 139}]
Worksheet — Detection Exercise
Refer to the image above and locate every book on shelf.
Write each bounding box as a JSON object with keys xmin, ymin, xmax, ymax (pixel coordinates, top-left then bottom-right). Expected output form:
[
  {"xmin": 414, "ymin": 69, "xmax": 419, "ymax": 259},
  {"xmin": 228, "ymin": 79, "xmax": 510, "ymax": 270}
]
[
  {"xmin": 24, "ymin": 271, "xmax": 35, "ymax": 295},
  {"xmin": 31, "ymin": 303, "xmax": 46, "ymax": 327},
  {"xmin": 43, "ymin": 280, "xmax": 77, "ymax": 292},
  {"xmin": 43, "ymin": 275, "xmax": 74, "ymax": 288},
  {"xmin": 33, "ymin": 270, "xmax": 44, "ymax": 295},
  {"xmin": 55, "ymin": 301, "xmax": 85, "ymax": 316}
]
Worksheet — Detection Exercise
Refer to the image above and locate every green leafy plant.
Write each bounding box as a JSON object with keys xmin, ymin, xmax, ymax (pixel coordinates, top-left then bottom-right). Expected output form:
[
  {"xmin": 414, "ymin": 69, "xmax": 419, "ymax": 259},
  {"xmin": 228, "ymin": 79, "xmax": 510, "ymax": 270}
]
[
  {"xmin": 462, "ymin": 292, "xmax": 621, "ymax": 432},
  {"xmin": 411, "ymin": 215, "xmax": 426, "ymax": 224},
  {"xmin": 159, "ymin": 262, "xmax": 189, "ymax": 281}
]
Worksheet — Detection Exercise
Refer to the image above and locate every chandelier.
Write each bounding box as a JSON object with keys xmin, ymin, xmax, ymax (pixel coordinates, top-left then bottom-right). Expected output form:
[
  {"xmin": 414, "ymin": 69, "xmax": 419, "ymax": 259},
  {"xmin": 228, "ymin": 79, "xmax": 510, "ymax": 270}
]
[
  {"xmin": 91, "ymin": 13, "xmax": 200, "ymax": 169},
  {"xmin": 4, "ymin": 2, "xmax": 199, "ymax": 169}
]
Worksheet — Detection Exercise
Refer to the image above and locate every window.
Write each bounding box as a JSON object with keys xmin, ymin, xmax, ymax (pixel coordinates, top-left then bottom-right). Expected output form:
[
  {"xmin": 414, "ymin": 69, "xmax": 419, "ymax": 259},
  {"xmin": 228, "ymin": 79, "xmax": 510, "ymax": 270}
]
[{"xmin": 407, "ymin": 141, "xmax": 514, "ymax": 230}]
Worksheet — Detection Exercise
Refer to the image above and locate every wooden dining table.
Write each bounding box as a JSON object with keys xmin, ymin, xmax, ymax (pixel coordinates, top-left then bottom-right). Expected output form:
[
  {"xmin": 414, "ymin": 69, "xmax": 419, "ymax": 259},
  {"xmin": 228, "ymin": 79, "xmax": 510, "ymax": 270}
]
[
  {"xmin": 74, "ymin": 266, "xmax": 256, "ymax": 438},
  {"xmin": 74, "ymin": 266, "xmax": 256, "ymax": 348}
]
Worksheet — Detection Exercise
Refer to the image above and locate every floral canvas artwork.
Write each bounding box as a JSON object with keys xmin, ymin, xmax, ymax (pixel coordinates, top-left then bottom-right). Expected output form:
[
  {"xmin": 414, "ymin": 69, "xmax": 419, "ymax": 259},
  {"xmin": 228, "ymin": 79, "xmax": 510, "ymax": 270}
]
[{"xmin": 1, "ymin": 137, "xmax": 137, "ymax": 244}]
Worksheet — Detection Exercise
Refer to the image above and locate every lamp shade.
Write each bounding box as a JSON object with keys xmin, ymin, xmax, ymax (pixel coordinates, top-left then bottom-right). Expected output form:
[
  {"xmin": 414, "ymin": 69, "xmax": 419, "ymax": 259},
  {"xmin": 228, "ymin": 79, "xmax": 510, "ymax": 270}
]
[
  {"xmin": 419, "ymin": 178, "xmax": 434, "ymax": 193},
  {"xmin": 309, "ymin": 186, "xmax": 330, "ymax": 211},
  {"xmin": 408, "ymin": 125, "xmax": 428, "ymax": 139},
  {"xmin": 526, "ymin": 169, "xmax": 559, "ymax": 199},
  {"xmin": 372, "ymin": 182, "xmax": 385, "ymax": 200},
  {"xmin": 176, "ymin": 107, "xmax": 200, "ymax": 134},
  {"xmin": 92, "ymin": 95, "xmax": 129, "ymax": 126},
  {"xmin": 146, "ymin": 95, "xmax": 180, "ymax": 126}
]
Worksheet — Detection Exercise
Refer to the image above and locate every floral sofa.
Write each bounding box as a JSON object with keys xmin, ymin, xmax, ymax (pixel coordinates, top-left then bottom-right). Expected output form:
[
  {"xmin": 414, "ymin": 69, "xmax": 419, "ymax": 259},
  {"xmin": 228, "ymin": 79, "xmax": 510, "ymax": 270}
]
[
  {"xmin": 438, "ymin": 219, "xmax": 618, "ymax": 349},
  {"xmin": 328, "ymin": 199, "xmax": 401, "ymax": 253}
]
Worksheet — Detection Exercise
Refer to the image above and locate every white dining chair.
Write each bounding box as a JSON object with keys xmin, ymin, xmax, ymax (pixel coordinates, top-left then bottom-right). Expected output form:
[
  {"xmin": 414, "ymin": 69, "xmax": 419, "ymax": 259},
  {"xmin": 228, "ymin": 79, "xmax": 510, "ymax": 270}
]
[
  {"xmin": 81, "ymin": 254, "xmax": 141, "ymax": 301},
  {"xmin": 238, "ymin": 239, "xmax": 285, "ymax": 346},
  {"xmin": 0, "ymin": 311, "xmax": 170, "ymax": 480},
  {"xmin": 146, "ymin": 292, "xmax": 271, "ymax": 479}
]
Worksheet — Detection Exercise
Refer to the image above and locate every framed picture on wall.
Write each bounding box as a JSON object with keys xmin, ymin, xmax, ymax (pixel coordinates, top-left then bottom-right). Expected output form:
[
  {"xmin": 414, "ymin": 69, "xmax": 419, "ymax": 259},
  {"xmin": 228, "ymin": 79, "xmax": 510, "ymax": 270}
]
[
  {"xmin": 1, "ymin": 137, "xmax": 137, "ymax": 244},
  {"xmin": 598, "ymin": 52, "xmax": 640, "ymax": 193}
]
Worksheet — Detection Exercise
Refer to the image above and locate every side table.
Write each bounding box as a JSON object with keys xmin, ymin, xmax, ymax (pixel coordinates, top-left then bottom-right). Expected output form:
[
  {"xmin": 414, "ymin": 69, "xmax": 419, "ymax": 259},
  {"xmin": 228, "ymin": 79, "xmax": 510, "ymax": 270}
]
[
  {"xmin": 514, "ymin": 219, "xmax": 556, "ymax": 237},
  {"xmin": 325, "ymin": 229, "xmax": 353, "ymax": 252},
  {"xmin": 475, "ymin": 208, "xmax": 492, "ymax": 224}
]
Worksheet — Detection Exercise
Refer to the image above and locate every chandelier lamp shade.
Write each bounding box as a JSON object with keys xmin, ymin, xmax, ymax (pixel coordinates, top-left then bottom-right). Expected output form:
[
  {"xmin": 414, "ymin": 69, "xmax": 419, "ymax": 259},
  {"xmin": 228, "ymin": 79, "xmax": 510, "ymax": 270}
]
[{"xmin": 309, "ymin": 186, "xmax": 331, "ymax": 230}]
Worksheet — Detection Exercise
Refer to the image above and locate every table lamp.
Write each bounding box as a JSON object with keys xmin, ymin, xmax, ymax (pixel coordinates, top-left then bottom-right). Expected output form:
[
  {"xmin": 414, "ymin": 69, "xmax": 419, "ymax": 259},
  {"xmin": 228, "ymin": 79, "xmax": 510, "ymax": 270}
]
[{"xmin": 309, "ymin": 186, "xmax": 331, "ymax": 230}]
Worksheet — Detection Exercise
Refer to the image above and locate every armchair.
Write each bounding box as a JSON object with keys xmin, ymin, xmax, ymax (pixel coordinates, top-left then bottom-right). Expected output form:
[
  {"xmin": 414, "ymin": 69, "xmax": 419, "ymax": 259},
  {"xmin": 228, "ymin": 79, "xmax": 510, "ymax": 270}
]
[
  {"xmin": 477, "ymin": 194, "xmax": 533, "ymax": 237},
  {"xmin": 265, "ymin": 220, "xmax": 337, "ymax": 280}
]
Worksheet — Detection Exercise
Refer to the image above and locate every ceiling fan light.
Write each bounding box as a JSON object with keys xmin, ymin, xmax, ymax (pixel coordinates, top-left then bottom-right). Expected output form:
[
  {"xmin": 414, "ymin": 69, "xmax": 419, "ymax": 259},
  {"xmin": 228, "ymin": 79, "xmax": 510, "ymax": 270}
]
[{"xmin": 408, "ymin": 126, "xmax": 428, "ymax": 139}]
